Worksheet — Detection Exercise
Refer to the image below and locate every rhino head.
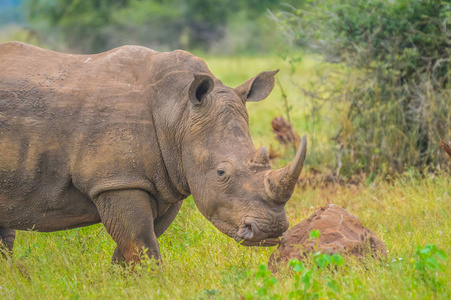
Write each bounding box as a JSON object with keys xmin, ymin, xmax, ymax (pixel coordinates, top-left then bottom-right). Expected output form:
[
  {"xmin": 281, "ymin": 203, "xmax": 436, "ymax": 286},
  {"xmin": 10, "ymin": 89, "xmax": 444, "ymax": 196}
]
[{"xmin": 181, "ymin": 70, "xmax": 307, "ymax": 246}]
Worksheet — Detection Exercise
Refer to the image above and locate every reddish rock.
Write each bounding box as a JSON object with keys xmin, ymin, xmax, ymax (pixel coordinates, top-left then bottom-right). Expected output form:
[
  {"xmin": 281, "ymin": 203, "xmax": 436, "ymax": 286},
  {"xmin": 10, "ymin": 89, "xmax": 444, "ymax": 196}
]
[{"xmin": 269, "ymin": 204, "xmax": 386, "ymax": 271}]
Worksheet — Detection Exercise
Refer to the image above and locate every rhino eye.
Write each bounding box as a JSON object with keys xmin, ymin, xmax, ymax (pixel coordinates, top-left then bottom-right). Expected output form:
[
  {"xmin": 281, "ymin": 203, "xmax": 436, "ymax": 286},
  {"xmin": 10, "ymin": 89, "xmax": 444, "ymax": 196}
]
[{"xmin": 216, "ymin": 161, "xmax": 232, "ymax": 180}]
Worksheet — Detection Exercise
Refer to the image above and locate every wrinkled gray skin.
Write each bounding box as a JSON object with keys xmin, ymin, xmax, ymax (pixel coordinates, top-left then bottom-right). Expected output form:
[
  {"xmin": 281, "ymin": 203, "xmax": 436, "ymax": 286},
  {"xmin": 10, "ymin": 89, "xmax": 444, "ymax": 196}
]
[{"xmin": 0, "ymin": 42, "xmax": 306, "ymax": 263}]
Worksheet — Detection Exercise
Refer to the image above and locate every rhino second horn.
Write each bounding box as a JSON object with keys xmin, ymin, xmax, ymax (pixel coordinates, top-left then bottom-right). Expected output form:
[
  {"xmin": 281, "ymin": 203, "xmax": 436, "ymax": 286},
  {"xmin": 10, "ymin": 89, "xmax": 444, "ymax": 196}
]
[
  {"xmin": 251, "ymin": 146, "xmax": 270, "ymax": 166},
  {"xmin": 265, "ymin": 135, "xmax": 307, "ymax": 203}
]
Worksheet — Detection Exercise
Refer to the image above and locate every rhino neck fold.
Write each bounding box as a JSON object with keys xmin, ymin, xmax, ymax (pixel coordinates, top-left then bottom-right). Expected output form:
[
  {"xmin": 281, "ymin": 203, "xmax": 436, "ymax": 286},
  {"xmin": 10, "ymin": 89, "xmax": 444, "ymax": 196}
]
[{"xmin": 148, "ymin": 88, "xmax": 191, "ymax": 203}]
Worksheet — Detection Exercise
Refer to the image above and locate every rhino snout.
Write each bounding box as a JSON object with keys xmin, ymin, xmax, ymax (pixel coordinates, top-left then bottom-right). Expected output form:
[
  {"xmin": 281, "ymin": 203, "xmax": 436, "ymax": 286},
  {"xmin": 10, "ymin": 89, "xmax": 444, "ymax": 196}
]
[
  {"xmin": 237, "ymin": 222, "xmax": 254, "ymax": 240},
  {"xmin": 237, "ymin": 218, "xmax": 288, "ymax": 247}
]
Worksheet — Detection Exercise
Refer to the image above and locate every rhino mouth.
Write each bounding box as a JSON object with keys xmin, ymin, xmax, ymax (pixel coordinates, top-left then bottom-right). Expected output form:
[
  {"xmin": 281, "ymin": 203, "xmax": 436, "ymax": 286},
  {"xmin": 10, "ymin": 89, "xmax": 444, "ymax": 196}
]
[
  {"xmin": 238, "ymin": 237, "xmax": 281, "ymax": 247},
  {"xmin": 236, "ymin": 220, "xmax": 282, "ymax": 247}
]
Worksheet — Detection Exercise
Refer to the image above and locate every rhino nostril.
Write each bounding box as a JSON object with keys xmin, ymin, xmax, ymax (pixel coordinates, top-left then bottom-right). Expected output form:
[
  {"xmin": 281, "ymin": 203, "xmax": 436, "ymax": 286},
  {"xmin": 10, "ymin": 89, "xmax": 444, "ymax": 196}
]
[{"xmin": 237, "ymin": 224, "xmax": 254, "ymax": 240}]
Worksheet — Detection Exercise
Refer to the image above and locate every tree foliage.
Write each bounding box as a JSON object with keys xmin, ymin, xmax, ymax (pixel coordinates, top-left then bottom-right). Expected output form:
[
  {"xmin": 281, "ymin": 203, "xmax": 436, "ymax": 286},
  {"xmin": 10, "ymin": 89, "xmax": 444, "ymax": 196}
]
[
  {"xmin": 277, "ymin": 0, "xmax": 451, "ymax": 176},
  {"xmin": 24, "ymin": 0, "xmax": 306, "ymax": 53},
  {"xmin": 25, "ymin": 0, "xmax": 130, "ymax": 52}
]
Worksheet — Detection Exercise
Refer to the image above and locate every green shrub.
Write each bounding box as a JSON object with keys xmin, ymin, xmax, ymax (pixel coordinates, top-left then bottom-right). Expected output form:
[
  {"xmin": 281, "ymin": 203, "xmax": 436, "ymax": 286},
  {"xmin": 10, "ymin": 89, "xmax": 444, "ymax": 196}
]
[
  {"xmin": 412, "ymin": 244, "xmax": 448, "ymax": 296},
  {"xmin": 275, "ymin": 0, "xmax": 451, "ymax": 177},
  {"xmin": 23, "ymin": 0, "xmax": 306, "ymax": 54},
  {"xmin": 247, "ymin": 253, "xmax": 344, "ymax": 299}
]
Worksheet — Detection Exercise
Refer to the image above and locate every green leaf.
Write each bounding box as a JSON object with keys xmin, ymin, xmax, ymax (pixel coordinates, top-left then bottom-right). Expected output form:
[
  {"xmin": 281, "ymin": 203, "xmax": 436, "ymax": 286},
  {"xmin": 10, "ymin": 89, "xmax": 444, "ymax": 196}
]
[
  {"xmin": 294, "ymin": 263, "xmax": 305, "ymax": 273},
  {"xmin": 326, "ymin": 279, "xmax": 341, "ymax": 294},
  {"xmin": 310, "ymin": 230, "xmax": 321, "ymax": 240},
  {"xmin": 420, "ymin": 248, "xmax": 431, "ymax": 256},
  {"xmin": 436, "ymin": 250, "xmax": 448, "ymax": 260},
  {"xmin": 302, "ymin": 270, "xmax": 312, "ymax": 289},
  {"xmin": 425, "ymin": 257, "xmax": 439, "ymax": 271},
  {"xmin": 316, "ymin": 255, "xmax": 330, "ymax": 269},
  {"xmin": 332, "ymin": 254, "xmax": 344, "ymax": 266},
  {"xmin": 289, "ymin": 259, "xmax": 305, "ymax": 273}
]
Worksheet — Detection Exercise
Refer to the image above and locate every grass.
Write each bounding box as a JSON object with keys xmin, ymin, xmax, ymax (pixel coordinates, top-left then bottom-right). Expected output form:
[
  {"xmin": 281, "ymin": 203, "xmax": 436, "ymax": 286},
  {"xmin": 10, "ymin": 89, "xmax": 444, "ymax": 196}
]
[
  {"xmin": 0, "ymin": 36, "xmax": 450, "ymax": 298},
  {"xmin": 1, "ymin": 173, "xmax": 450, "ymax": 299}
]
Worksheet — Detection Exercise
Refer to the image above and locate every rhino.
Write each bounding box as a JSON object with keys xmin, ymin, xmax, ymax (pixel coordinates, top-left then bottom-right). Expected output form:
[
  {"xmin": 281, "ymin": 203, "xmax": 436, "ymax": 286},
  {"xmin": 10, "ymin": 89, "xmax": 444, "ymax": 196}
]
[{"xmin": 0, "ymin": 41, "xmax": 306, "ymax": 264}]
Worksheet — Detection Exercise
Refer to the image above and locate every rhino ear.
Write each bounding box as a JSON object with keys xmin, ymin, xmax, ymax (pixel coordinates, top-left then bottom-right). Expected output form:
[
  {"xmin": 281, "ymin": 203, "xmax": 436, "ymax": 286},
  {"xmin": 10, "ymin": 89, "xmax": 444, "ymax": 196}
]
[
  {"xmin": 235, "ymin": 70, "xmax": 279, "ymax": 102},
  {"xmin": 189, "ymin": 74, "xmax": 215, "ymax": 105}
]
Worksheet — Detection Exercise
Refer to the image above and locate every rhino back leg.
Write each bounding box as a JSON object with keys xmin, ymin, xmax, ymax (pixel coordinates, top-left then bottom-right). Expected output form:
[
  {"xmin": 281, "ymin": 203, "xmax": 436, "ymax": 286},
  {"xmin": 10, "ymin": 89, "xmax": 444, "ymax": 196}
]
[
  {"xmin": 94, "ymin": 189, "xmax": 160, "ymax": 264},
  {"xmin": 0, "ymin": 227, "xmax": 15, "ymax": 257},
  {"xmin": 154, "ymin": 201, "xmax": 183, "ymax": 238}
]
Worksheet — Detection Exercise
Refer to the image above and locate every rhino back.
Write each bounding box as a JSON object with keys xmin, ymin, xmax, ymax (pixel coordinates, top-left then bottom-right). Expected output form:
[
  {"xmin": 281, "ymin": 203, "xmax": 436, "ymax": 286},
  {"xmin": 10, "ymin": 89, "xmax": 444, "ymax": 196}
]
[{"xmin": 0, "ymin": 42, "xmax": 182, "ymax": 230}]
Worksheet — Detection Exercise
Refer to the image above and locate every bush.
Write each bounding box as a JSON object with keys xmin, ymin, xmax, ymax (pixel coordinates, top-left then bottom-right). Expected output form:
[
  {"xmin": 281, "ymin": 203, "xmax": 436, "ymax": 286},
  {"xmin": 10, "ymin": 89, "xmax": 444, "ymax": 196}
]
[
  {"xmin": 23, "ymin": 0, "xmax": 306, "ymax": 54},
  {"xmin": 275, "ymin": 0, "xmax": 451, "ymax": 177}
]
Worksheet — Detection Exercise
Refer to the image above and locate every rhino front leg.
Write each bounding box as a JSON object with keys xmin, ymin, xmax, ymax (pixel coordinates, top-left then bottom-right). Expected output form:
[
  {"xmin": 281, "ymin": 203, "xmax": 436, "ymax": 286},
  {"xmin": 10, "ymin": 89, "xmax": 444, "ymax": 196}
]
[
  {"xmin": 111, "ymin": 200, "xmax": 183, "ymax": 263},
  {"xmin": 95, "ymin": 189, "xmax": 160, "ymax": 264},
  {"xmin": 0, "ymin": 227, "xmax": 15, "ymax": 258},
  {"xmin": 112, "ymin": 246, "xmax": 126, "ymax": 263},
  {"xmin": 112, "ymin": 200, "xmax": 183, "ymax": 263}
]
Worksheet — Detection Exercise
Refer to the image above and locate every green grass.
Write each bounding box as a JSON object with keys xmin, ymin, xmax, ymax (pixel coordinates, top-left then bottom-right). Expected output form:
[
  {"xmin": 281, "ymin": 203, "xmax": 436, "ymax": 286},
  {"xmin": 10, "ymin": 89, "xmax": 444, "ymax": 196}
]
[
  {"xmin": 0, "ymin": 37, "xmax": 450, "ymax": 298},
  {"xmin": 1, "ymin": 173, "xmax": 450, "ymax": 299}
]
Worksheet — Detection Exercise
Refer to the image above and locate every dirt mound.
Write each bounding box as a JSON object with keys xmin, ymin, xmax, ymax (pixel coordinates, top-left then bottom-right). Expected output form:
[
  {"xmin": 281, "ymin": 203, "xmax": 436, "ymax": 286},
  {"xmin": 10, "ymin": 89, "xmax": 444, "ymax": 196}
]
[
  {"xmin": 440, "ymin": 140, "xmax": 451, "ymax": 158},
  {"xmin": 269, "ymin": 204, "xmax": 386, "ymax": 271},
  {"xmin": 271, "ymin": 116, "xmax": 300, "ymax": 146}
]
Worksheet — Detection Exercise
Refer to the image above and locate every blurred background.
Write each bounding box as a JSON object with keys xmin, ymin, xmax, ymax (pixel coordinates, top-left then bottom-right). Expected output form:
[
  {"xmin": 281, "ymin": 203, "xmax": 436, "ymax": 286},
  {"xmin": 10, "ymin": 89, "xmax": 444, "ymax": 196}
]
[
  {"xmin": 0, "ymin": 0, "xmax": 306, "ymax": 54},
  {"xmin": 1, "ymin": 0, "xmax": 450, "ymax": 183}
]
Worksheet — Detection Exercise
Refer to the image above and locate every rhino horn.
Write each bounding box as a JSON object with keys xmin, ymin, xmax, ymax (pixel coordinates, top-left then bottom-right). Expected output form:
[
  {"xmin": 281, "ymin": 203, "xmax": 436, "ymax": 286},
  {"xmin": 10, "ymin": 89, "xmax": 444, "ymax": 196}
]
[
  {"xmin": 265, "ymin": 135, "xmax": 307, "ymax": 203},
  {"xmin": 250, "ymin": 146, "xmax": 270, "ymax": 166}
]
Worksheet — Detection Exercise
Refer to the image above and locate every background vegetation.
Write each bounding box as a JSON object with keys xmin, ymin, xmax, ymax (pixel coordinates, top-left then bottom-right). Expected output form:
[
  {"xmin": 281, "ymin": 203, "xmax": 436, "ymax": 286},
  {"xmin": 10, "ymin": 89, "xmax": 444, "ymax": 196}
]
[
  {"xmin": 0, "ymin": 0, "xmax": 450, "ymax": 299},
  {"xmin": 1, "ymin": 0, "xmax": 450, "ymax": 177},
  {"xmin": 274, "ymin": 0, "xmax": 451, "ymax": 178},
  {"xmin": 21, "ymin": 0, "xmax": 304, "ymax": 54}
]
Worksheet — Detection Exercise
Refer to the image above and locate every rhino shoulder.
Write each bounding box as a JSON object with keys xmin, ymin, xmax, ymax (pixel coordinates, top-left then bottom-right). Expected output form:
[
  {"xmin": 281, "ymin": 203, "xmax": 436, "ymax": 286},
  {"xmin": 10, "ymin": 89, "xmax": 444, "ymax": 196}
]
[
  {"xmin": 100, "ymin": 45, "xmax": 158, "ymax": 59},
  {"xmin": 0, "ymin": 41, "xmax": 52, "ymax": 58},
  {"xmin": 0, "ymin": 41, "xmax": 38, "ymax": 50}
]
